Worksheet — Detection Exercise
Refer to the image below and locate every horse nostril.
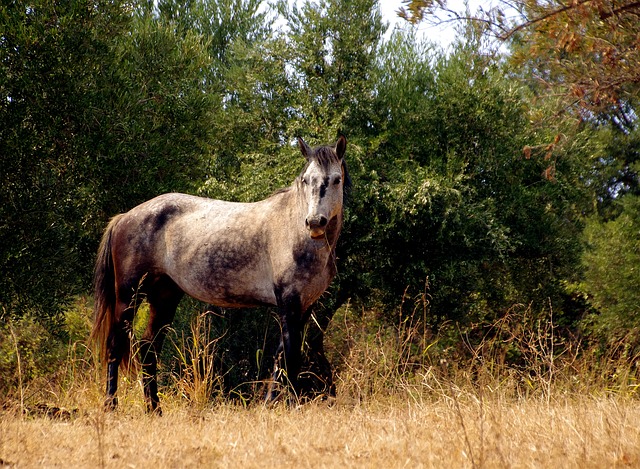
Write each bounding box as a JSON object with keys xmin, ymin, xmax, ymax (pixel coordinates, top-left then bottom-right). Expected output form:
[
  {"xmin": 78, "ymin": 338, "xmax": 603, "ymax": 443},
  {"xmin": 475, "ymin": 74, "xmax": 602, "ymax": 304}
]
[{"xmin": 306, "ymin": 216, "xmax": 328, "ymax": 230}]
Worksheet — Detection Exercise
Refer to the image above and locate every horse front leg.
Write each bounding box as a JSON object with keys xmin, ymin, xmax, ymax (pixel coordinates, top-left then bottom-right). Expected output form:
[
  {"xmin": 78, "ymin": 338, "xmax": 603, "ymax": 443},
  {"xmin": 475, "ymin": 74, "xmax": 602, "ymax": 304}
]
[{"xmin": 267, "ymin": 293, "xmax": 303, "ymax": 403}]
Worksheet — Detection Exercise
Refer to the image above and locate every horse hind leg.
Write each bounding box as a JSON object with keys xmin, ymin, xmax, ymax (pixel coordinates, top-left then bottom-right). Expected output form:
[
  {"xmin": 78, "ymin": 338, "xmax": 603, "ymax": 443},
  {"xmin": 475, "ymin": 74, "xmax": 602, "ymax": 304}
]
[
  {"xmin": 104, "ymin": 297, "xmax": 137, "ymax": 411},
  {"xmin": 140, "ymin": 275, "xmax": 183, "ymax": 415},
  {"xmin": 104, "ymin": 275, "xmax": 152, "ymax": 410},
  {"xmin": 299, "ymin": 329, "xmax": 336, "ymax": 400}
]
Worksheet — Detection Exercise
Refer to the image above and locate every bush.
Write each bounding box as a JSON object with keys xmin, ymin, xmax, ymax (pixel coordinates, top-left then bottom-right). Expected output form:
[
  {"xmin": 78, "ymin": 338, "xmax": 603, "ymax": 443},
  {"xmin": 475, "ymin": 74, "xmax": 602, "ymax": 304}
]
[
  {"xmin": 0, "ymin": 315, "xmax": 66, "ymax": 398},
  {"xmin": 580, "ymin": 194, "xmax": 640, "ymax": 347}
]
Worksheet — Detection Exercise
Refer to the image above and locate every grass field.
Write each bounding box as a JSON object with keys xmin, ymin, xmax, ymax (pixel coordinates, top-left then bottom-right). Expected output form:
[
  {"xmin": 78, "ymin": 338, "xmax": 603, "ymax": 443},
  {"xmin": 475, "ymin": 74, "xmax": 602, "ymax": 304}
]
[
  {"xmin": 2, "ymin": 383, "xmax": 640, "ymax": 468},
  {"xmin": 2, "ymin": 305, "xmax": 640, "ymax": 468}
]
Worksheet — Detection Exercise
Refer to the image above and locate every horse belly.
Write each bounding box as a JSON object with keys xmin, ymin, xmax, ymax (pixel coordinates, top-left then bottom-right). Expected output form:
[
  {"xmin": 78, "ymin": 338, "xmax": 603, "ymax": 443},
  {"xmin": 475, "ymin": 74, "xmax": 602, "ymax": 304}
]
[
  {"xmin": 200, "ymin": 267, "xmax": 276, "ymax": 308},
  {"xmin": 165, "ymin": 244, "xmax": 276, "ymax": 308}
]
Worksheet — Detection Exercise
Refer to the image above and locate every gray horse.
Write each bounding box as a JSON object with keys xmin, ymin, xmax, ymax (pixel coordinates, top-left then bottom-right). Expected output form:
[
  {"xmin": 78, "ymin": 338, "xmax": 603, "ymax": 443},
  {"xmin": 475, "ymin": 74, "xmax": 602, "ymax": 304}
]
[{"xmin": 91, "ymin": 136, "xmax": 349, "ymax": 413}]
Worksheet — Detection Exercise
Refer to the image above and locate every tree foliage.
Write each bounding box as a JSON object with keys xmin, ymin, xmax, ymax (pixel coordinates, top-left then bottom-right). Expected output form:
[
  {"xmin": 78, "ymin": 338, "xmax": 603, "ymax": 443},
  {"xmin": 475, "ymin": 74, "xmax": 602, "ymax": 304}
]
[
  {"xmin": 343, "ymin": 32, "xmax": 588, "ymax": 328},
  {"xmin": 398, "ymin": 0, "xmax": 640, "ymax": 342},
  {"xmin": 581, "ymin": 194, "xmax": 640, "ymax": 340},
  {"xmin": 0, "ymin": 0, "xmax": 220, "ymax": 321},
  {"xmin": 1, "ymin": 0, "xmax": 131, "ymax": 319},
  {"xmin": 1, "ymin": 0, "xmax": 634, "ymax": 378},
  {"xmin": 399, "ymin": 0, "xmax": 640, "ymax": 114},
  {"xmin": 399, "ymin": 0, "xmax": 640, "ymax": 194}
]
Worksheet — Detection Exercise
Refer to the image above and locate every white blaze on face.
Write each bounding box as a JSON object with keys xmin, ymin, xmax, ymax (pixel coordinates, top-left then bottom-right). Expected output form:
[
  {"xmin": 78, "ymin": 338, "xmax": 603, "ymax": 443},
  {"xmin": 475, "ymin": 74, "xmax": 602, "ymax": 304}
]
[{"xmin": 302, "ymin": 159, "xmax": 344, "ymax": 239}]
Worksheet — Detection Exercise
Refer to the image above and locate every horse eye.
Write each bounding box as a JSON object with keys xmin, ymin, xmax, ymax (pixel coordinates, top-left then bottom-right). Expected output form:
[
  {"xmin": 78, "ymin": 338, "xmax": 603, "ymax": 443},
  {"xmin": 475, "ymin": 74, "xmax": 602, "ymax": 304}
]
[
  {"xmin": 334, "ymin": 177, "xmax": 341, "ymax": 185},
  {"xmin": 302, "ymin": 177, "xmax": 308, "ymax": 185}
]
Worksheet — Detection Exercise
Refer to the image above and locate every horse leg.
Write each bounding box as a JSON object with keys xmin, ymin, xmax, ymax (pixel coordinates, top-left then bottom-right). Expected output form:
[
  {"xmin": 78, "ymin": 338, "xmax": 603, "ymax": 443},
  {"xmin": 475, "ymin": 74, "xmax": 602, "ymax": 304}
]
[
  {"xmin": 105, "ymin": 298, "xmax": 136, "ymax": 410},
  {"xmin": 267, "ymin": 292, "xmax": 303, "ymax": 403},
  {"xmin": 307, "ymin": 309, "xmax": 336, "ymax": 398},
  {"xmin": 140, "ymin": 276, "xmax": 183, "ymax": 414},
  {"xmin": 313, "ymin": 334, "xmax": 336, "ymax": 398},
  {"xmin": 300, "ymin": 328, "xmax": 335, "ymax": 399}
]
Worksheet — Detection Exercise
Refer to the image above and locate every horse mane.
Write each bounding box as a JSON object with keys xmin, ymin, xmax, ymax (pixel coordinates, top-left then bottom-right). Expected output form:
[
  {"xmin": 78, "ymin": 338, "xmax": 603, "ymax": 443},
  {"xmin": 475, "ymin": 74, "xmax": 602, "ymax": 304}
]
[
  {"xmin": 270, "ymin": 144, "xmax": 352, "ymax": 201},
  {"xmin": 312, "ymin": 145, "xmax": 341, "ymax": 167}
]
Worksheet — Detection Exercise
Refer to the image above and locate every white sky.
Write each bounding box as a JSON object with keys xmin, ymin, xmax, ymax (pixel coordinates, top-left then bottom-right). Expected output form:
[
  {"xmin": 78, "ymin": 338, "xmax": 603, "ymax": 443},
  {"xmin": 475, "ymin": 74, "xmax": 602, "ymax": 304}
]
[
  {"xmin": 272, "ymin": 0, "xmax": 487, "ymax": 51},
  {"xmin": 379, "ymin": 0, "xmax": 485, "ymax": 50}
]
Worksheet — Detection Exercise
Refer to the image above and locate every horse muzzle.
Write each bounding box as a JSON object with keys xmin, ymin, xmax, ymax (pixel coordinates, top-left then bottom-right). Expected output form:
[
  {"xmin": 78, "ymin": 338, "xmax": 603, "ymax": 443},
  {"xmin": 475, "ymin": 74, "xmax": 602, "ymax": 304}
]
[{"xmin": 306, "ymin": 215, "xmax": 328, "ymax": 239}]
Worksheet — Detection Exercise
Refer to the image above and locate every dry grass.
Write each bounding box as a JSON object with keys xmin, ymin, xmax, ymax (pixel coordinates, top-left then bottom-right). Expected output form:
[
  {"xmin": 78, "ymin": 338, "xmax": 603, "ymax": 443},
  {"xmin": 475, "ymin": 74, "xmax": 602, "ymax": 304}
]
[
  {"xmin": 3, "ymin": 303, "xmax": 640, "ymax": 468},
  {"xmin": 2, "ymin": 386, "xmax": 640, "ymax": 468}
]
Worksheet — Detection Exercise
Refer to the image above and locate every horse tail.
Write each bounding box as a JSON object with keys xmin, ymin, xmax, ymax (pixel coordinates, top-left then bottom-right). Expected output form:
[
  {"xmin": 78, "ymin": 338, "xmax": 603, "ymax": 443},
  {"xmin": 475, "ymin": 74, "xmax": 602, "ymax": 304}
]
[{"xmin": 90, "ymin": 214, "xmax": 124, "ymax": 366}]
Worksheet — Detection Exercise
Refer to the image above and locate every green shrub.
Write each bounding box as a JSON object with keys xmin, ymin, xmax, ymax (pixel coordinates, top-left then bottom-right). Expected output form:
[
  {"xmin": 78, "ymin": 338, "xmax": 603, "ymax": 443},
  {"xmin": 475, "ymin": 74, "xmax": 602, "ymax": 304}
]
[
  {"xmin": 580, "ymin": 194, "xmax": 640, "ymax": 347},
  {"xmin": 0, "ymin": 315, "xmax": 66, "ymax": 398}
]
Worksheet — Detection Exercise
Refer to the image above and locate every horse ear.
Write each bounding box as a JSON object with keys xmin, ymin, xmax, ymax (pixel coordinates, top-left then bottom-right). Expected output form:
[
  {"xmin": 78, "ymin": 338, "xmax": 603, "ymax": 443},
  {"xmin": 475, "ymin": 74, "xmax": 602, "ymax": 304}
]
[
  {"xmin": 335, "ymin": 135, "xmax": 347, "ymax": 159},
  {"xmin": 298, "ymin": 137, "xmax": 312, "ymax": 160}
]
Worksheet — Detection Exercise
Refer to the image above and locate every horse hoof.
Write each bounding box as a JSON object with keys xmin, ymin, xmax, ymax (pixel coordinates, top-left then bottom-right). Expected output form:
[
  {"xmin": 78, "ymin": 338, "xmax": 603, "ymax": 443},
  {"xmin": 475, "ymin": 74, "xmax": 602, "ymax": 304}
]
[
  {"xmin": 146, "ymin": 402, "xmax": 163, "ymax": 416},
  {"xmin": 104, "ymin": 396, "xmax": 118, "ymax": 412},
  {"xmin": 265, "ymin": 390, "xmax": 283, "ymax": 406}
]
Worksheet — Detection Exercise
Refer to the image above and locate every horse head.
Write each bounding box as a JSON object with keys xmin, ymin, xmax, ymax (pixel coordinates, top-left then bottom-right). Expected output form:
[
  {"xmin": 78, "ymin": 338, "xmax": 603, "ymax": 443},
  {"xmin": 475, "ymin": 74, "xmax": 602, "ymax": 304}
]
[{"xmin": 297, "ymin": 135, "xmax": 347, "ymax": 240}]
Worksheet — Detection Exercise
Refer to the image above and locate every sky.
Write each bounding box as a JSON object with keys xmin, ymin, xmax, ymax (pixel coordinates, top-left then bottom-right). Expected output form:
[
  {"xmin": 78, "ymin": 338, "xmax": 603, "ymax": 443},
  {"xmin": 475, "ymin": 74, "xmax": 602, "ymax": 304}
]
[
  {"xmin": 379, "ymin": 1, "xmax": 463, "ymax": 48},
  {"xmin": 379, "ymin": 1, "xmax": 511, "ymax": 53},
  {"xmin": 274, "ymin": 0, "xmax": 487, "ymax": 51}
]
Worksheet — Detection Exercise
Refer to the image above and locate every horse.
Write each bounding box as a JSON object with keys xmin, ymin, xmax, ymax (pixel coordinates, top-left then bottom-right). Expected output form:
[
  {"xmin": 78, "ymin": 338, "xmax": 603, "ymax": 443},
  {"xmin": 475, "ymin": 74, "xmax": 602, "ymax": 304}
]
[{"xmin": 91, "ymin": 136, "xmax": 349, "ymax": 413}]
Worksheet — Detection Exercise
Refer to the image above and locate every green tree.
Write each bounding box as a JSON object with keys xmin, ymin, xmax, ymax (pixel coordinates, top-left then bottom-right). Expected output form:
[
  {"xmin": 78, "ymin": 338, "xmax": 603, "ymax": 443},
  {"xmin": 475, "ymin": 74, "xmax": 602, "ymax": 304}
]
[
  {"xmin": 278, "ymin": 0, "xmax": 385, "ymax": 140},
  {"xmin": 0, "ymin": 0, "xmax": 131, "ymax": 320},
  {"xmin": 199, "ymin": 0, "xmax": 387, "ymax": 215},
  {"xmin": 0, "ymin": 1, "xmax": 218, "ymax": 322},
  {"xmin": 581, "ymin": 194, "xmax": 640, "ymax": 342},
  {"xmin": 340, "ymin": 30, "xmax": 589, "ymax": 331},
  {"xmin": 149, "ymin": 0, "xmax": 270, "ymax": 90}
]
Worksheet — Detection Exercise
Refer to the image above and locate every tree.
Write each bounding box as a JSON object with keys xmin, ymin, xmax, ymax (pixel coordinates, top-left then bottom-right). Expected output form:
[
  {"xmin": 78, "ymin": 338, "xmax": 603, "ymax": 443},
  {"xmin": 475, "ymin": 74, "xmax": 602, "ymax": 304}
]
[
  {"xmin": 351, "ymin": 31, "xmax": 589, "ymax": 328},
  {"xmin": 150, "ymin": 0, "xmax": 270, "ymax": 84},
  {"xmin": 581, "ymin": 194, "xmax": 640, "ymax": 343},
  {"xmin": 397, "ymin": 1, "xmax": 640, "ymax": 200},
  {"xmin": 0, "ymin": 0, "xmax": 218, "ymax": 322},
  {"xmin": 398, "ymin": 0, "xmax": 640, "ymax": 340},
  {"xmin": 398, "ymin": 0, "xmax": 640, "ymax": 114},
  {"xmin": 0, "ymin": 0, "xmax": 131, "ymax": 320}
]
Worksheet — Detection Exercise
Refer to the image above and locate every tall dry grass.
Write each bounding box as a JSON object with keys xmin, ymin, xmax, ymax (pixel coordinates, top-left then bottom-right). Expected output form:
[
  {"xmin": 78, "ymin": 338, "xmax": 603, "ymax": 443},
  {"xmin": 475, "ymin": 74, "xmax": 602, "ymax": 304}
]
[
  {"xmin": 2, "ymin": 299, "xmax": 640, "ymax": 468},
  {"xmin": 2, "ymin": 387, "xmax": 640, "ymax": 467}
]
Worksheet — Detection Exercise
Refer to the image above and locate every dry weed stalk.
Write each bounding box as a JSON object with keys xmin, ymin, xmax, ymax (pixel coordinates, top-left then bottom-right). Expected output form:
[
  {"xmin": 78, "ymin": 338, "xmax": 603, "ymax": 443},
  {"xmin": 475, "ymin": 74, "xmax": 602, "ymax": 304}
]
[
  {"xmin": 169, "ymin": 310, "xmax": 224, "ymax": 409},
  {"xmin": 8, "ymin": 322, "xmax": 25, "ymax": 415}
]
